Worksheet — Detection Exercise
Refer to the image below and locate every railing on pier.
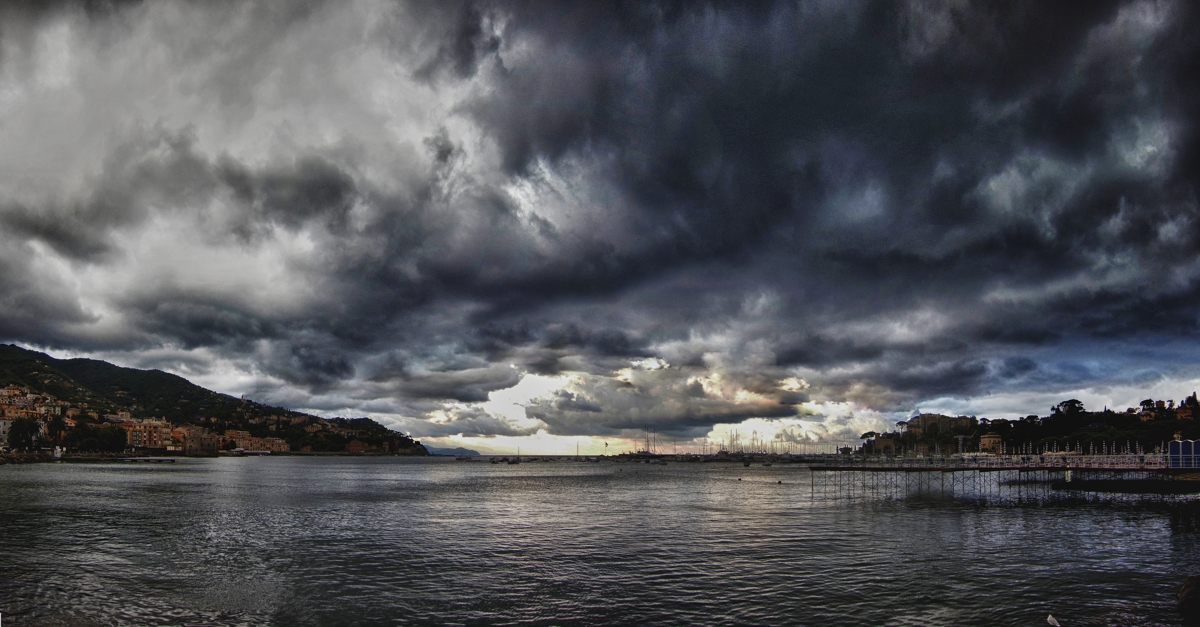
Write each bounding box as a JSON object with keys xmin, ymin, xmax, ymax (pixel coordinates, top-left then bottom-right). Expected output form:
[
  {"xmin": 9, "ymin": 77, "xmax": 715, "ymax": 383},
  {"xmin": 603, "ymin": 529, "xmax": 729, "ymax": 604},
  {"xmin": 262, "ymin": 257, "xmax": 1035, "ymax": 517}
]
[
  {"xmin": 807, "ymin": 454, "xmax": 1186, "ymax": 503},
  {"xmin": 812, "ymin": 453, "xmax": 1166, "ymax": 471}
]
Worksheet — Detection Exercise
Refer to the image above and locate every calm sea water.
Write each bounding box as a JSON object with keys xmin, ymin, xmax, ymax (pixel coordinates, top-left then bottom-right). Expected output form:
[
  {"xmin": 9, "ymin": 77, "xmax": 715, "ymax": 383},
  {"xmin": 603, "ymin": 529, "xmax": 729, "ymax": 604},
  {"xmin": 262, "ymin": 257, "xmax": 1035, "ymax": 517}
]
[{"xmin": 1, "ymin": 457, "xmax": 1199, "ymax": 626}]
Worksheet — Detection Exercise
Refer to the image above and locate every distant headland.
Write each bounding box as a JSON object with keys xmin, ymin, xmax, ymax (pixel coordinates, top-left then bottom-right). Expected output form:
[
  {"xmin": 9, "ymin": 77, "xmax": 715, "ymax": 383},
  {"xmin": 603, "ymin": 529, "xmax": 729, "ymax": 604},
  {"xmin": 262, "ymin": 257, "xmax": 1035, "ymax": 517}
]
[{"xmin": 425, "ymin": 446, "xmax": 481, "ymax": 456}]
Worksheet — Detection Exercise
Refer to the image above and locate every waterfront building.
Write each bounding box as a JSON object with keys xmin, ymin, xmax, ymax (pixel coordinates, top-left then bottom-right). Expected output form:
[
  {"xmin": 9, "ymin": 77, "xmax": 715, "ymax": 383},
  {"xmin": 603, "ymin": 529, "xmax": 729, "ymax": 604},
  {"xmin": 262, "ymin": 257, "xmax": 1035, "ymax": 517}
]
[
  {"xmin": 872, "ymin": 435, "xmax": 896, "ymax": 455},
  {"xmin": 173, "ymin": 425, "xmax": 220, "ymax": 456},
  {"xmin": 225, "ymin": 432, "xmax": 291, "ymax": 453},
  {"xmin": 118, "ymin": 419, "xmax": 173, "ymax": 449},
  {"xmin": 187, "ymin": 433, "xmax": 220, "ymax": 456},
  {"xmin": 261, "ymin": 437, "xmax": 290, "ymax": 452}
]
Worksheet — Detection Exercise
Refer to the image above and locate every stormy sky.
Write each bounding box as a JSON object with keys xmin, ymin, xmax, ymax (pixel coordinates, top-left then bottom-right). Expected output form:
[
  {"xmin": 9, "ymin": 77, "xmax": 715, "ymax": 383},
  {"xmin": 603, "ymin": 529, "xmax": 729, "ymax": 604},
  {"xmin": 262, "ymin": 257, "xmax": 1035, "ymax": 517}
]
[{"xmin": 2, "ymin": 0, "xmax": 1199, "ymax": 453}]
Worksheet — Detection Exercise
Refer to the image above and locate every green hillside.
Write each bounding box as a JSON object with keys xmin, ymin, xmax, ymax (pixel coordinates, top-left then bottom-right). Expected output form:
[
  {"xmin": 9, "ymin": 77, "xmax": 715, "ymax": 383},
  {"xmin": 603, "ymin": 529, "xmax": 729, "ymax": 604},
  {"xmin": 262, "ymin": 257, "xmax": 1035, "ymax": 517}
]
[
  {"xmin": 0, "ymin": 344, "xmax": 426, "ymax": 454},
  {"xmin": 1, "ymin": 343, "xmax": 282, "ymax": 422}
]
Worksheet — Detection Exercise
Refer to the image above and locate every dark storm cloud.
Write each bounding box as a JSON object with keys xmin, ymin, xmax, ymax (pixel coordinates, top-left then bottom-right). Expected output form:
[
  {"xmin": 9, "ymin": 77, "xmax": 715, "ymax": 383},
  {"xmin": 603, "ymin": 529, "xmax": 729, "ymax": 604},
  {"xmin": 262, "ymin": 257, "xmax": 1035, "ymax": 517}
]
[
  {"xmin": 1, "ymin": 128, "xmax": 215, "ymax": 263},
  {"xmin": 465, "ymin": 322, "xmax": 652, "ymax": 375},
  {"xmin": 1, "ymin": 0, "xmax": 1198, "ymax": 441},
  {"xmin": 0, "ymin": 243, "xmax": 98, "ymax": 342},
  {"xmin": 414, "ymin": 1, "xmax": 501, "ymax": 80},
  {"xmin": 543, "ymin": 389, "xmax": 602, "ymax": 413},
  {"xmin": 414, "ymin": 405, "xmax": 540, "ymax": 438},
  {"xmin": 394, "ymin": 365, "xmax": 522, "ymax": 403},
  {"xmin": 525, "ymin": 375, "xmax": 801, "ymax": 437},
  {"xmin": 218, "ymin": 155, "xmax": 358, "ymax": 236}
]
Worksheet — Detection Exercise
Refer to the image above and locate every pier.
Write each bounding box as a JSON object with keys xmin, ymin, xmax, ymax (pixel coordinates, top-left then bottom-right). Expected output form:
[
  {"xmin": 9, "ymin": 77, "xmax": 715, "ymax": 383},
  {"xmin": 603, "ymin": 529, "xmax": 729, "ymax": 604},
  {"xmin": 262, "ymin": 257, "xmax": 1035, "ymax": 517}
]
[{"xmin": 809, "ymin": 454, "xmax": 1200, "ymax": 501}]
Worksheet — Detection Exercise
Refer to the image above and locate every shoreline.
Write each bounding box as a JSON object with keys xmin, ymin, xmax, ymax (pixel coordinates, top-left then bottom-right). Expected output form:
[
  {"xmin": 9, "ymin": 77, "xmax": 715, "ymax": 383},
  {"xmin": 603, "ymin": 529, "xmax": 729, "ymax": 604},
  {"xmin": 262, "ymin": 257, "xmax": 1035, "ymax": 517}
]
[{"xmin": 1, "ymin": 450, "xmax": 428, "ymax": 464}]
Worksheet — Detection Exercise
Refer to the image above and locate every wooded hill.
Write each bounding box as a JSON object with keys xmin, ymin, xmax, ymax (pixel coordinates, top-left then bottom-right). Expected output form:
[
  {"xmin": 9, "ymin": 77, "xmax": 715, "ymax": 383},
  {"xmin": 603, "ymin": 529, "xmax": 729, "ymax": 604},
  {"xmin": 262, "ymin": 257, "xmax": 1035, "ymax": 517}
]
[
  {"xmin": 863, "ymin": 398, "xmax": 1200, "ymax": 455},
  {"xmin": 0, "ymin": 344, "xmax": 426, "ymax": 454}
]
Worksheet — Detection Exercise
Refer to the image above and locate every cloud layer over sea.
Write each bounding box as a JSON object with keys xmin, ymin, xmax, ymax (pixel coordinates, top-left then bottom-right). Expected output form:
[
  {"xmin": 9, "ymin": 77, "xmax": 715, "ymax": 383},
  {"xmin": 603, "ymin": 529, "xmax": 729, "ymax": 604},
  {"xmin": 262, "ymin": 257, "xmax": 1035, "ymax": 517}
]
[{"xmin": 2, "ymin": 1, "xmax": 1199, "ymax": 451}]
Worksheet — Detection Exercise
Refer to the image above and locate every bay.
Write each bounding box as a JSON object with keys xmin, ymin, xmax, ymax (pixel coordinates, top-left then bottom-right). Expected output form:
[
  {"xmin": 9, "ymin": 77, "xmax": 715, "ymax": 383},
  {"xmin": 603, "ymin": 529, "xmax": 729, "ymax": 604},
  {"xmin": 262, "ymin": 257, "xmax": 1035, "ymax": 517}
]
[{"xmin": 1, "ymin": 457, "xmax": 1197, "ymax": 626}]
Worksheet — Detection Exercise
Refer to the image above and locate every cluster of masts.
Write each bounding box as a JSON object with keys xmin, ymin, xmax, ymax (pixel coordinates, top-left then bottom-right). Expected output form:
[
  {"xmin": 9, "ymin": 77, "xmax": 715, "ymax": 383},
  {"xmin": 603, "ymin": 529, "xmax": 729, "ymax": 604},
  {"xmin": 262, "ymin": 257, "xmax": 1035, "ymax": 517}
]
[
  {"xmin": 536, "ymin": 434, "xmax": 1172, "ymax": 458},
  {"xmin": 628, "ymin": 427, "xmax": 839, "ymax": 456}
]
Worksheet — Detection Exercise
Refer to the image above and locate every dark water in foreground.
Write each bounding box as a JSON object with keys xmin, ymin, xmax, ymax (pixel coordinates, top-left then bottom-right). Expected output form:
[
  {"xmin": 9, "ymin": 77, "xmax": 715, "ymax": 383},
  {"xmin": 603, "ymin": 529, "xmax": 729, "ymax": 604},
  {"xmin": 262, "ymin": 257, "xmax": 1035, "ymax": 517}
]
[{"xmin": 2, "ymin": 458, "xmax": 1200, "ymax": 626}]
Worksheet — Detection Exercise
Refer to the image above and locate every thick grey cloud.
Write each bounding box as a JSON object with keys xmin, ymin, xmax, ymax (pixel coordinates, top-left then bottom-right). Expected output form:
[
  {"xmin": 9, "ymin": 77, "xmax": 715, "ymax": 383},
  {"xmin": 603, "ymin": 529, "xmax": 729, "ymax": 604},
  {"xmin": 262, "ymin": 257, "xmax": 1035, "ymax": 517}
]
[{"xmin": 1, "ymin": 0, "xmax": 1198, "ymax": 446}]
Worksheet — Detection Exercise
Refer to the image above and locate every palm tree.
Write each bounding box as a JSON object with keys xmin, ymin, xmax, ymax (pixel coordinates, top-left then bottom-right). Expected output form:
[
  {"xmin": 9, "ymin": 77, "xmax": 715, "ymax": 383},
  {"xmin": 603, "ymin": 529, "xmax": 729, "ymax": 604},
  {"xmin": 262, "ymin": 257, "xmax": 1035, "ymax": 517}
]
[
  {"xmin": 7, "ymin": 417, "xmax": 40, "ymax": 451},
  {"xmin": 47, "ymin": 416, "xmax": 66, "ymax": 445}
]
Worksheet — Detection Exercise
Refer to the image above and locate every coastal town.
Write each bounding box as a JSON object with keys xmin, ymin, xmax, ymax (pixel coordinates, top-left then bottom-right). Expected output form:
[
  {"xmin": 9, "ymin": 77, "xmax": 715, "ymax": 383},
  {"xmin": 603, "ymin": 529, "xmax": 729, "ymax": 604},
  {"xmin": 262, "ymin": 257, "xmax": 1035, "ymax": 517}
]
[
  {"xmin": 0, "ymin": 343, "xmax": 429, "ymax": 461},
  {"xmin": 0, "ymin": 383, "xmax": 424, "ymax": 458},
  {"xmin": 8, "ymin": 372, "xmax": 1200, "ymax": 463}
]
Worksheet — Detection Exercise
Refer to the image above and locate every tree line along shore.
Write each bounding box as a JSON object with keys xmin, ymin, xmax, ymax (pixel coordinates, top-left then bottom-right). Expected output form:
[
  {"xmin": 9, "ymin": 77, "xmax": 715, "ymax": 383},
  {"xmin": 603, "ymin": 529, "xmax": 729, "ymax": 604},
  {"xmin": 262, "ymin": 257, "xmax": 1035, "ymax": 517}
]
[{"xmin": 858, "ymin": 395, "xmax": 1200, "ymax": 457}]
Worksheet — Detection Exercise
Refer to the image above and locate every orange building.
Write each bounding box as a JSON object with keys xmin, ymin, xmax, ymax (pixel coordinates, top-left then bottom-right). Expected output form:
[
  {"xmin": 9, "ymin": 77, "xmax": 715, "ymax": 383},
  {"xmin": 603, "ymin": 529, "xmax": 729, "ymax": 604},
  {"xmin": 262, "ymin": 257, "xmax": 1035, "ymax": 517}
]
[{"xmin": 979, "ymin": 433, "xmax": 1002, "ymax": 454}]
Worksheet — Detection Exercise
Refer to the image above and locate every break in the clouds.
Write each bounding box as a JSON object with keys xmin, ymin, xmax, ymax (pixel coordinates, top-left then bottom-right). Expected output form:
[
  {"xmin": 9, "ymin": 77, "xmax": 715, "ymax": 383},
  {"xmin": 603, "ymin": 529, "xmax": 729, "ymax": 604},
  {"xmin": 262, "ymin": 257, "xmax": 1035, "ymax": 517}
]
[{"xmin": 2, "ymin": 0, "xmax": 1199, "ymax": 451}]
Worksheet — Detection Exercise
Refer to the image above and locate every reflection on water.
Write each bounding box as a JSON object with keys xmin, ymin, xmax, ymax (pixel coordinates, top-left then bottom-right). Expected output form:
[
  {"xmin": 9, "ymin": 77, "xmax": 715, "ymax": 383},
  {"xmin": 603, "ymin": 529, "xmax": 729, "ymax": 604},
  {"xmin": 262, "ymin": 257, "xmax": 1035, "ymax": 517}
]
[{"xmin": 1, "ymin": 457, "xmax": 1198, "ymax": 626}]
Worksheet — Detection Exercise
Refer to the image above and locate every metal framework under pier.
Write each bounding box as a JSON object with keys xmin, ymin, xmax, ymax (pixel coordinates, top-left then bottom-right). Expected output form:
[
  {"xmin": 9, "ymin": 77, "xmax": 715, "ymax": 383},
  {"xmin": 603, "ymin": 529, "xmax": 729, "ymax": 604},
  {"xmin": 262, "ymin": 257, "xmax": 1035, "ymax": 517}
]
[{"xmin": 809, "ymin": 456, "xmax": 1187, "ymax": 503}]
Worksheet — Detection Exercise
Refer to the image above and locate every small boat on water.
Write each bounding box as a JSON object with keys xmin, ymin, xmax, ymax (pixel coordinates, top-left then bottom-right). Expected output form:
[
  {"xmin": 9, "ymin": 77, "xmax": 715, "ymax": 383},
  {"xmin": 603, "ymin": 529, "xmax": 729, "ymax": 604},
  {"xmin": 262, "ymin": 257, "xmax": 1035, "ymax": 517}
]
[
  {"xmin": 508, "ymin": 448, "xmax": 521, "ymax": 464},
  {"xmin": 762, "ymin": 461, "xmax": 772, "ymax": 467}
]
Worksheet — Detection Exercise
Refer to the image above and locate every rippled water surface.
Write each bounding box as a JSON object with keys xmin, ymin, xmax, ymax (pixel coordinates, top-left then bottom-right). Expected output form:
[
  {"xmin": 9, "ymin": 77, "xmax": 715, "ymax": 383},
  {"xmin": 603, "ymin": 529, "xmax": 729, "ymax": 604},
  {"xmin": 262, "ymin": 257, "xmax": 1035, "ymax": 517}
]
[{"xmin": 2, "ymin": 457, "xmax": 1200, "ymax": 626}]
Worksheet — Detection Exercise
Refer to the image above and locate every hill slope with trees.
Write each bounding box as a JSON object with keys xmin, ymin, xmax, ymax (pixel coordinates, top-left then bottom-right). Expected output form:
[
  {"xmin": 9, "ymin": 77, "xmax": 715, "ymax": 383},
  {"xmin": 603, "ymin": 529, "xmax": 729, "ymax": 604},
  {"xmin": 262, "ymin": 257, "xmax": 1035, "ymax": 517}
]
[{"xmin": 0, "ymin": 344, "xmax": 426, "ymax": 455}]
